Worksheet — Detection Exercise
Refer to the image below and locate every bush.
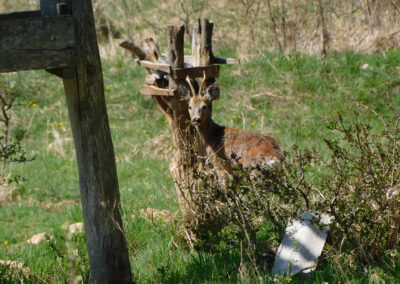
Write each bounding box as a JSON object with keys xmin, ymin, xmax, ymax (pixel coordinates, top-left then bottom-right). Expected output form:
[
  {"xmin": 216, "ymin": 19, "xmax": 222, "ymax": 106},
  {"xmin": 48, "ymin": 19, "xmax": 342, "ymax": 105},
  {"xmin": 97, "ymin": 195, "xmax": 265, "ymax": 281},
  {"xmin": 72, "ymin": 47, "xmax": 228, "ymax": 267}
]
[{"xmin": 182, "ymin": 100, "xmax": 400, "ymax": 272}]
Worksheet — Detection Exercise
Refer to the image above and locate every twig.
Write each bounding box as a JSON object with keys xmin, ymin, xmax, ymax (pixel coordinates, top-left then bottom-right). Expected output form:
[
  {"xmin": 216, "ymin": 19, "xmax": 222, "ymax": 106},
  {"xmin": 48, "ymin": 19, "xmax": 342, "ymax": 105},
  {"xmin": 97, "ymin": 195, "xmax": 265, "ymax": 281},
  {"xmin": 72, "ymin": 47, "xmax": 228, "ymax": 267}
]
[
  {"xmin": 266, "ymin": 0, "xmax": 282, "ymax": 51},
  {"xmin": 120, "ymin": 0, "xmax": 132, "ymax": 40},
  {"xmin": 317, "ymin": 0, "xmax": 330, "ymax": 56},
  {"xmin": 390, "ymin": 0, "xmax": 400, "ymax": 13}
]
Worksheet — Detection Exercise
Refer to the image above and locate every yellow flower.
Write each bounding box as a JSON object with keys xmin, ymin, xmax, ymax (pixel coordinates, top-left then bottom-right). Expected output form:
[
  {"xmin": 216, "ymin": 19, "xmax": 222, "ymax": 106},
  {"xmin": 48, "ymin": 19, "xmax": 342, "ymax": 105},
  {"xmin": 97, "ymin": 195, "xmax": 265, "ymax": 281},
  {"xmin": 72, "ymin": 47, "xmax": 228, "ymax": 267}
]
[
  {"xmin": 232, "ymin": 115, "xmax": 237, "ymax": 119},
  {"xmin": 29, "ymin": 100, "xmax": 33, "ymax": 104},
  {"xmin": 251, "ymin": 122, "xmax": 256, "ymax": 126},
  {"xmin": 52, "ymin": 121, "xmax": 57, "ymax": 126},
  {"xmin": 105, "ymin": 86, "xmax": 111, "ymax": 91},
  {"xmin": 4, "ymin": 240, "xmax": 8, "ymax": 245},
  {"xmin": 59, "ymin": 122, "xmax": 64, "ymax": 127},
  {"xmin": 164, "ymin": 119, "xmax": 168, "ymax": 123},
  {"xmin": 32, "ymin": 103, "xmax": 38, "ymax": 107}
]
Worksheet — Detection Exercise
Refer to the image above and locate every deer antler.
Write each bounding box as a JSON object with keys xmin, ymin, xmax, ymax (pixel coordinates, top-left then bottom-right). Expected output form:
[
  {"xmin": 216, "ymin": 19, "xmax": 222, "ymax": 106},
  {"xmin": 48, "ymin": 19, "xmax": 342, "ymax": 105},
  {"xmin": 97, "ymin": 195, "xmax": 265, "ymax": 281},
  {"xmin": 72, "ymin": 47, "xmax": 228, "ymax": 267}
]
[
  {"xmin": 198, "ymin": 71, "xmax": 207, "ymax": 95},
  {"xmin": 185, "ymin": 76, "xmax": 196, "ymax": 96}
]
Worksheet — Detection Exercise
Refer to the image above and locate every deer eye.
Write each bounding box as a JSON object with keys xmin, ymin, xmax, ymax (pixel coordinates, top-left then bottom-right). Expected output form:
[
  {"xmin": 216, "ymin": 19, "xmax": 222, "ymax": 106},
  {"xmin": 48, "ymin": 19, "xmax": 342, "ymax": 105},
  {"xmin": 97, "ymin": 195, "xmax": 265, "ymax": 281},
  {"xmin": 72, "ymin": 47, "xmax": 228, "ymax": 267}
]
[{"xmin": 188, "ymin": 106, "xmax": 192, "ymax": 110}]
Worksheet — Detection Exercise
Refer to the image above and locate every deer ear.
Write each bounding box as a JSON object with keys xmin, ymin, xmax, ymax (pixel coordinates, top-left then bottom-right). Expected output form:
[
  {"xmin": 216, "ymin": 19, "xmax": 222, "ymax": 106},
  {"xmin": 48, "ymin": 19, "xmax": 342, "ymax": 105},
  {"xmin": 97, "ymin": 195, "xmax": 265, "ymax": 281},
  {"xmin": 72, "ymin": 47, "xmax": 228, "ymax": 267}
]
[
  {"xmin": 205, "ymin": 83, "xmax": 220, "ymax": 101},
  {"xmin": 178, "ymin": 85, "xmax": 191, "ymax": 101}
]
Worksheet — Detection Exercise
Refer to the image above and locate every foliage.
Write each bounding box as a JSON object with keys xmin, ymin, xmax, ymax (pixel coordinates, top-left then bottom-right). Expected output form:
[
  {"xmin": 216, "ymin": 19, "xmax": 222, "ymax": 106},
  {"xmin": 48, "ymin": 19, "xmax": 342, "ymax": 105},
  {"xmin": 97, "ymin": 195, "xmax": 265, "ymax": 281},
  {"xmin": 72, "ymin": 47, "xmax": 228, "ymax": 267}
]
[
  {"xmin": 0, "ymin": 48, "xmax": 399, "ymax": 282},
  {"xmin": 0, "ymin": 134, "xmax": 31, "ymax": 164},
  {"xmin": 0, "ymin": 77, "xmax": 33, "ymax": 183},
  {"xmin": 183, "ymin": 99, "xmax": 400, "ymax": 273}
]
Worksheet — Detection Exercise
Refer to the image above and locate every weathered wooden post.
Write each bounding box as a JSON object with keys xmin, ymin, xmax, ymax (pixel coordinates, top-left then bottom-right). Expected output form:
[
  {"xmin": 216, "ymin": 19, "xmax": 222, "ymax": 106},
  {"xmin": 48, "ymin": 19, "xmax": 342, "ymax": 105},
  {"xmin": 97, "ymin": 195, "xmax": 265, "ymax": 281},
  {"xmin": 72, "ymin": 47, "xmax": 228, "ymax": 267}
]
[
  {"xmin": 120, "ymin": 19, "xmax": 237, "ymax": 224},
  {"xmin": 0, "ymin": 0, "xmax": 133, "ymax": 282},
  {"xmin": 165, "ymin": 20, "xmax": 199, "ymax": 221},
  {"xmin": 168, "ymin": 19, "xmax": 217, "ymax": 221}
]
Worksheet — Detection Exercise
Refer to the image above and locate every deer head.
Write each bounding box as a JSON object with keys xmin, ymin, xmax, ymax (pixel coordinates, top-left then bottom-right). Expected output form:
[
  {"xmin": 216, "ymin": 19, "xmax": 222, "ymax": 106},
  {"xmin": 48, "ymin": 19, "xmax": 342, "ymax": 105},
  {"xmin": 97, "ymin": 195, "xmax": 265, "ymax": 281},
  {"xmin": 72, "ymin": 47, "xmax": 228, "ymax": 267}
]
[{"xmin": 178, "ymin": 73, "xmax": 220, "ymax": 126}]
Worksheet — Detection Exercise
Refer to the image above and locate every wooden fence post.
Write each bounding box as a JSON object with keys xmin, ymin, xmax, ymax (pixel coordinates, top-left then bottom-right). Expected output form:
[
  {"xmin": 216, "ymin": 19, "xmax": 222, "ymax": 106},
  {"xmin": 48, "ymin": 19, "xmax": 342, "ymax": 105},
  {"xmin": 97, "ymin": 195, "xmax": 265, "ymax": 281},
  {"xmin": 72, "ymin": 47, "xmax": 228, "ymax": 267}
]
[
  {"xmin": 1, "ymin": 0, "xmax": 137, "ymax": 281},
  {"xmin": 57, "ymin": 0, "xmax": 133, "ymax": 282}
]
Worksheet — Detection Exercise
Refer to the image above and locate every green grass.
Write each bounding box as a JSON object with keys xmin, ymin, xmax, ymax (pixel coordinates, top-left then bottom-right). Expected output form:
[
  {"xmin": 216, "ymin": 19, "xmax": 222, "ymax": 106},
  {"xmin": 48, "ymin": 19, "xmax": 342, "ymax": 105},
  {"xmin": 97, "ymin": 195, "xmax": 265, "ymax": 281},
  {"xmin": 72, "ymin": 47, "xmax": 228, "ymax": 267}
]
[{"xmin": 0, "ymin": 48, "xmax": 399, "ymax": 283}]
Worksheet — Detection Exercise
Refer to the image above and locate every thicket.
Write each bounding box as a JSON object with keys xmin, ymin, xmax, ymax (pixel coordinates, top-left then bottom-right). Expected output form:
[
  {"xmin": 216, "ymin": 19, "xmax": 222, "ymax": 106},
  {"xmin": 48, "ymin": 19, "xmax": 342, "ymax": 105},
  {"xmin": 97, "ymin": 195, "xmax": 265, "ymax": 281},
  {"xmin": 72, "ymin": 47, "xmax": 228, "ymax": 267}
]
[{"xmin": 183, "ymin": 98, "xmax": 400, "ymax": 275}]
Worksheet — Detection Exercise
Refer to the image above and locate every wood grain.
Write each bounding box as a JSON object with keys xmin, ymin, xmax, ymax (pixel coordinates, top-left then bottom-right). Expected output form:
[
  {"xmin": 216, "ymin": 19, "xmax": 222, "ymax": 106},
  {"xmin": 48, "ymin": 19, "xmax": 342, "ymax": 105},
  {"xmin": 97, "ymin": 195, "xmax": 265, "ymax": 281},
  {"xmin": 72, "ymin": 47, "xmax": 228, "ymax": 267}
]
[
  {"xmin": 62, "ymin": 0, "xmax": 133, "ymax": 282},
  {"xmin": 0, "ymin": 10, "xmax": 41, "ymax": 21},
  {"xmin": 173, "ymin": 65, "xmax": 220, "ymax": 79},
  {"xmin": 135, "ymin": 59, "xmax": 171, "ymax": 73},
  {"xmin": 140, "ymin": 85, "xmax": 175, "ymax": 96},
  {"xmin": 0, "ymin": 16, "xmax": 76, "ymax": 72}
]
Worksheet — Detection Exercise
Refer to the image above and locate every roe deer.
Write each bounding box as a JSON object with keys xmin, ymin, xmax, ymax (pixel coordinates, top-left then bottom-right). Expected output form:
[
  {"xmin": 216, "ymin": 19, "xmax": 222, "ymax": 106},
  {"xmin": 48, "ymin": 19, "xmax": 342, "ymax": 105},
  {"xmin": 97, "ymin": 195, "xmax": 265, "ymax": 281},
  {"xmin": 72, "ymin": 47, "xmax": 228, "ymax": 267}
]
[{"xmin": 179, "ymin": 75, "xmax": 284, "ymax": 172}]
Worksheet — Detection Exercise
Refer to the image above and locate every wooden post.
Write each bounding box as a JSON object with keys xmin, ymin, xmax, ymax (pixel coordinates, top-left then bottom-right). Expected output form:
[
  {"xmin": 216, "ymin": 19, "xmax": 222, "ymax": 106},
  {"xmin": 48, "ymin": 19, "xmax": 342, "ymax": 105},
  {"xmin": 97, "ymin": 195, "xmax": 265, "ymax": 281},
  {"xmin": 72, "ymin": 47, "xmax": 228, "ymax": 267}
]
[
  {"xmin": 192, "ymin": 19, "xmax": 214, "ymax": 67},
  {"xmin": 40, "ymin": 0, "xmax": 59, "ymax": 17},
  {"xmin": 166, "ymin": 19, "xmax": 216, "ymax": 222},
  {"xmin": 119, "ymin": 19, "xmax": 226, "ymax": 226},
  {"xmin": 164, "ymin": 21, "xmax": 195, "ymax": 219},
  {"xmin": 1, "ymin": 0, "xmax": 133, "ymax": 281},
  {"xmin": 166, "ymin": 21, "xmax": 190, "ymax": 159},
  {"xmin": 56, "ymin": 0, "xmax": 133, "ymax": 282}
]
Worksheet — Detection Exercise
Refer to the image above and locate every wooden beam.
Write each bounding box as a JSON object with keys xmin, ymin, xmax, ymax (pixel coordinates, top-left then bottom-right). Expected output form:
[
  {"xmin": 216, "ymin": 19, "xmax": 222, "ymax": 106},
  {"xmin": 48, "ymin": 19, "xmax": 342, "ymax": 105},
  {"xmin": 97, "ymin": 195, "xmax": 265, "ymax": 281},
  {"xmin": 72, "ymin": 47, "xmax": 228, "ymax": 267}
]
[
  {"xmin": 0, "ymin": 10, "xmax": 41, "ymax": 21},
  {"xmin": 140, "ymin": 85, "xmax": 176, "ymax": 96},
  {"xmin": 120, "ymin": 40, "xmax": 147, "ymax": 60},
  {"xmin": 46, "ymin": 67, "xmax": 76, "ymax": 79},
  {"xmin": 173, "ymin": 65, "xmax": 220, "ymax": 79},
  {"xmin": 135, "ymin": 60, "xmax": 220, "ymax": 79},
  {"xmin": 135, "ymin": 59, "xmax": 171, "ymax": 73},
  {"xmin": 184, "ymin": 55, "xmax": 239, "ymax": 65},
  {"xmin": 213, "ymin": 56, "xmax": 240, "ymax": 65},
  {"xmin": 0, "ymin": 16, "xmax": 76, "ymax": 73},
  {"xmin": 62, "ymin": 0, "xmax": 133, "ymax": 282}
]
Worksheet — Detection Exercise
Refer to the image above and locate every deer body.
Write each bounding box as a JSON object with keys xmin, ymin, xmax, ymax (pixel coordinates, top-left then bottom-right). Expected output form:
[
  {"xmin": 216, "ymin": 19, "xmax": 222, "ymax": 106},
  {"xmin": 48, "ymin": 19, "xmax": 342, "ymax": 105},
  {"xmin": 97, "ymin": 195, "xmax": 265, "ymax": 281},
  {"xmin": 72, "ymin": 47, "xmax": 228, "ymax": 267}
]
[
  {"xmin": 195, "ymin": 118, "xmax": 283, "ymax": 169},
  {"xmin": 180, "ymin": 76, "xmax": 283, "ymax": 171}
]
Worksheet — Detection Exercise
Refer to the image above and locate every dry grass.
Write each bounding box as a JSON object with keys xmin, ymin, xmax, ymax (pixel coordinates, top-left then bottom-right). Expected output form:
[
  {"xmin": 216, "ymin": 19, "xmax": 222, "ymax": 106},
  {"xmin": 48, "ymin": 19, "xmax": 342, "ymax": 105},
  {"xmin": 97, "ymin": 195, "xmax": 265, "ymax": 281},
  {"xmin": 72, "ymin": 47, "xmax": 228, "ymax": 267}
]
[
  {"xmin": 88, "ymin": 0, "xmax": 400, "ymax": 56},
  {"xmin": 0, "ymin": 183, "xmax": 17, "ymax": 204},
  {"xmin": 1, "ymin": 1, "xmax": 399, "ymax": 54},
  {"xmin": 46, "ymin": 125, "xmax": 72, "ymax": 159}
]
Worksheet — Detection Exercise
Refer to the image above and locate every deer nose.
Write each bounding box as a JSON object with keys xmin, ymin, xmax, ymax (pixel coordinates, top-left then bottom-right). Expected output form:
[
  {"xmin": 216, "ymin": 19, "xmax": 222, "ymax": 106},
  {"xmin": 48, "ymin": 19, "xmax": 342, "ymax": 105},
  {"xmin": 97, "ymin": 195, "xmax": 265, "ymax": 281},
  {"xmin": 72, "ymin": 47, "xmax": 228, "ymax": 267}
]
[{"xmin": 192, "ymin": 118, "xmax": 202, "ymax": 124}]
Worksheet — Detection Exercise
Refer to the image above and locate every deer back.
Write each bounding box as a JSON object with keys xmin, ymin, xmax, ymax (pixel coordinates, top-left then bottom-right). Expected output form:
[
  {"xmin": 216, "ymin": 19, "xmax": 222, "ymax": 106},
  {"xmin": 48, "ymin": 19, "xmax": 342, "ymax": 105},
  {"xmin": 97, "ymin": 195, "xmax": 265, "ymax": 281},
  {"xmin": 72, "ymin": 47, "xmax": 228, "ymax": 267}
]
[{"xmin": 223, "ymin": 128, "xmax": 284, "ymax": 168}]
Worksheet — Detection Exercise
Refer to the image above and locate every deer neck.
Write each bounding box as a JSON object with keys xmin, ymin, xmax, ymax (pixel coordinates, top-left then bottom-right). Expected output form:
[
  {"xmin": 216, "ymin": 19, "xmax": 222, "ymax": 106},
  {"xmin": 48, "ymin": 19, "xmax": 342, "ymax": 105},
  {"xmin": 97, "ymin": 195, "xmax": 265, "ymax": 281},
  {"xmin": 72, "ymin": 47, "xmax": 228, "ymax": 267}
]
[{"xmin": 195, "ymin": 118, "xmax": 225, "ymax": 151}]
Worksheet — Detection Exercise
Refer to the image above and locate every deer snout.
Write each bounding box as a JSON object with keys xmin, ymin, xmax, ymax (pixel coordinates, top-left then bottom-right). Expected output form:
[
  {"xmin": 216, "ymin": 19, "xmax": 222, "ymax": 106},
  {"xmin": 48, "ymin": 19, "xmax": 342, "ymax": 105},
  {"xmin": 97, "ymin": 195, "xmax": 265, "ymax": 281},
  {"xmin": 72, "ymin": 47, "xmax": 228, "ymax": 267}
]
[{"xmin": 192, "ymin": 117, "xmax": 202, "ymax": 124}]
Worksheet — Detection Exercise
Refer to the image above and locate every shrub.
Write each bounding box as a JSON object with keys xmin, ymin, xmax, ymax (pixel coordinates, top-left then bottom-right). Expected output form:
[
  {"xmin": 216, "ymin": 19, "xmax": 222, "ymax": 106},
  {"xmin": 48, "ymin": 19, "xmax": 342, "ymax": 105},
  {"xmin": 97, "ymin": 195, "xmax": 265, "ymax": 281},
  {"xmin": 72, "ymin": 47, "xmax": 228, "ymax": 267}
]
[{"xmin": 182, "ymin": 100, "xmax": 400, "ymax": 271}]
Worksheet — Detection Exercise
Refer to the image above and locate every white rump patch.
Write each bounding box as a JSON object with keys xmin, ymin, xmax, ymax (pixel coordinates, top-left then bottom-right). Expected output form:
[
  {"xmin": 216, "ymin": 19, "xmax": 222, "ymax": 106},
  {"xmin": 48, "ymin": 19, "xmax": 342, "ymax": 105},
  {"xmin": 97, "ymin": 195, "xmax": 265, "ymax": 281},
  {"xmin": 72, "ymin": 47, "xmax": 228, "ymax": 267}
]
[{"xmin": 262, "ymin": 157, "xmax": 279, "ymax": 168}]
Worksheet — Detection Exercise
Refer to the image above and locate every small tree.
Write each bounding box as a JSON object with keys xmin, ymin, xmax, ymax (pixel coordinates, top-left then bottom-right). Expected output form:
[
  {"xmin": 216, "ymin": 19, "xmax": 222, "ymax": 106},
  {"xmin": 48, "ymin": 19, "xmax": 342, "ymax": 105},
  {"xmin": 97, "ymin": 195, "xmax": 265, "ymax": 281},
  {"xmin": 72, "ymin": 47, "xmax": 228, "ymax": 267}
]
[
  {"xmin": 185, "ymin": 99, "xmax": 400, "ymax": 272},
  {"xmin": 0, "ymin": 76, "xmax": 31, "ymax": 183}
]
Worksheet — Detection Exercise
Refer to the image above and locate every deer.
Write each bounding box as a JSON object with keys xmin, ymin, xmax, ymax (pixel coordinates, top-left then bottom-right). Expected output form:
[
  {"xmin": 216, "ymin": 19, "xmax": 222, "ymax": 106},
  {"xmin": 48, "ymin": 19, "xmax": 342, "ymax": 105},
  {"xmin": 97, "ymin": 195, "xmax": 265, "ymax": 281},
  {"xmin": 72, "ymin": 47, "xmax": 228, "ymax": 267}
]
[{"xmin": 179, "ymin": 74, "xmax": 284, "ymax": 175}]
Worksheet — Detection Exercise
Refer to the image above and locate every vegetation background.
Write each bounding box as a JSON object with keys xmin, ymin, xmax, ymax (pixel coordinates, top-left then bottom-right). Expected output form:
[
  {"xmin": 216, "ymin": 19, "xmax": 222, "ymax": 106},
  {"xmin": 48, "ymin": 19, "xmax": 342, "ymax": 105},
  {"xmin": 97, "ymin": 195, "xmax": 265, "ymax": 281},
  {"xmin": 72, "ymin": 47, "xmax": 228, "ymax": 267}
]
[{"xmin": 0, "ymin": 0, "xmax": 399, "ymax": 282}]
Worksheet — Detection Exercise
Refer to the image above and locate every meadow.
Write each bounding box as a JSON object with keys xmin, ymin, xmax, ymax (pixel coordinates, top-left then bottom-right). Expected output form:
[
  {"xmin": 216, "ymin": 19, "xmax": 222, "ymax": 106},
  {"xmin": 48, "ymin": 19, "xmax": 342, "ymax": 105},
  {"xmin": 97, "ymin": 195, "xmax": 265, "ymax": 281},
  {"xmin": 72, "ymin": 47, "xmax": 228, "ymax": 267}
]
[
  {"xmin": 1, "ymin": 0, "xmax": 400, "ymax": 283},
  {"xmin": 0, "ymin": 47, "xmax": 399, "ymax": 282}
]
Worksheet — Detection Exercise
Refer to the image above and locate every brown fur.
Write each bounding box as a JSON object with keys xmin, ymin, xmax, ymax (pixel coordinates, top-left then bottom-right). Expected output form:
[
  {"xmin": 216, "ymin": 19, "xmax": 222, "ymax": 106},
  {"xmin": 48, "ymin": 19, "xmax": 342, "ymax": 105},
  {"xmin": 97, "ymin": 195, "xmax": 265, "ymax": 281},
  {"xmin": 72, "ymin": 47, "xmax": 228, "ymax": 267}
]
[
  {"xmin": 195, "ymin": 116, "xmax": 283, "ymax": 169},
  {"xmin": 184, "ymin": 78, "xmax": 283, "ymax": 170}
]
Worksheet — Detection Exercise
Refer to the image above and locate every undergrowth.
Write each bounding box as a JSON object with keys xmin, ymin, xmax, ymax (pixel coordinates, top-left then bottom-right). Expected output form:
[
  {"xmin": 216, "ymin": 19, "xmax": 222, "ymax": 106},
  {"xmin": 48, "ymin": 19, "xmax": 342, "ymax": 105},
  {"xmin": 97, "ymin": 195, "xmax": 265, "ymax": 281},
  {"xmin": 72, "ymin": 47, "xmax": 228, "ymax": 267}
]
[
  {"xmin": 0, "ymin": 50, "xmax": 399, "ymax": 282},
  {"xmin": 179, "ymin": 97, "xmax": 399, "ymax": 282}
]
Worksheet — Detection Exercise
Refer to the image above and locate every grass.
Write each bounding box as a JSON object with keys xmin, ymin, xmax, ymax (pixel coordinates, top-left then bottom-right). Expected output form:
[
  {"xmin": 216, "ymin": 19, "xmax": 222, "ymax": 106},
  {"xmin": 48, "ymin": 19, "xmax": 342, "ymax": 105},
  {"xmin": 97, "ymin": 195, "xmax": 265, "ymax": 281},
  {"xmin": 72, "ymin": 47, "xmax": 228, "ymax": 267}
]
[{"xmin": 0, "ymin": 47, "xmax": 399, "ymax": 283}]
